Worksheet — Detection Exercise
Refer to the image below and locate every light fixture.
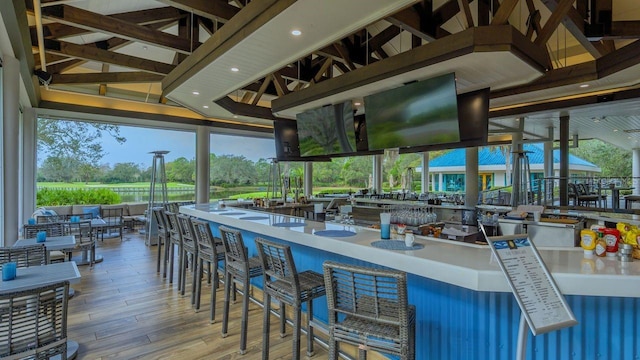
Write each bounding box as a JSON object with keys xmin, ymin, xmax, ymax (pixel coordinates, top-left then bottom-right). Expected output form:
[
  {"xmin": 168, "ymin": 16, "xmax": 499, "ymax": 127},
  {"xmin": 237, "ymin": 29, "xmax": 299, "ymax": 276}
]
[
  {"xmin": 579, "ymin": 84, "xmax": 589, "ymax": 88},
  {"xmin": 593, "ymin": 117, "xmax": 600, "ymax": 123},
  {"xmin": 291, "ymin": 29, "xmax": 302, "ymax": 36},
  {"xmin": 233, "ymin": 115, "xmax": 238, "ymax": 118},
  {"xmin": 192, "ymin": 91, "xmax": 200, "ymax": 95},
  {"xmin": 354, "ymin": 102, "xmax": 361, "ymax": 106},
  {"xmin": 614, "ymin": 129, "xmax": 619, "ymax": 132},
  {"xmin": 142, "ymin": 45, "xmax": 148, "ymax": 50},
  {"xmin": 231, "ymin": 67, "xmax": 239, "ymax": 72},
  {"xmin": 203, "ymin": 105, "xmax": 209, "ymax": 109}
]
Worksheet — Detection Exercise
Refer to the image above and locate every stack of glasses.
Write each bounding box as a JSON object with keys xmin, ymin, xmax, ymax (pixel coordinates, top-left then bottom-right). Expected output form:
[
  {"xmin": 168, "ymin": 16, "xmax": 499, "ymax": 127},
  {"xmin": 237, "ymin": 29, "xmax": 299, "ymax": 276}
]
[{"xmin": 619, "ymin": 243, "xmax": 634, "ymax": 262}]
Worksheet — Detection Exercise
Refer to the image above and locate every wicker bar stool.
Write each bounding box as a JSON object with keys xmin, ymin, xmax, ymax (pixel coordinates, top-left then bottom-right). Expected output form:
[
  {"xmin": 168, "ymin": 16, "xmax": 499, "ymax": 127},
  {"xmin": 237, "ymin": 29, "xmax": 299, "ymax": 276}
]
[
  {"xmin": 191, "ymin": 218, "xmax": 225, "ymax": 323},
  {"xmin": 219, "ymin": 226, "xmax": 263, "ymax": 355},
  {"xmin": 322, "ymin": 261, "xmax": 416, "ymax": 360},
  {"xmin": 255, "ymin": 238, "xmax": 326, "ymax": 360},
  {"xmin": 164, "ymin": 211, "xmax": 183, "ymax": 289},
  {"xmin": 176, "ymin": 214, "xmax": 198, "ymax": 300},
  {"xmin": 152, "ymin": 207, "xmax": 170, "ymax": 276}
]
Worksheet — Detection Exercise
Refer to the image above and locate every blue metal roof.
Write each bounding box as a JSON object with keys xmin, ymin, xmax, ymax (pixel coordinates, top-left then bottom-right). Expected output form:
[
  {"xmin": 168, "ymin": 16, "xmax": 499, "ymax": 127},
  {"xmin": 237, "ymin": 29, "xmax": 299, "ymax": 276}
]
[{"xmin": 430, "ymin": 143, "xmax": 599, "ymax": 169}]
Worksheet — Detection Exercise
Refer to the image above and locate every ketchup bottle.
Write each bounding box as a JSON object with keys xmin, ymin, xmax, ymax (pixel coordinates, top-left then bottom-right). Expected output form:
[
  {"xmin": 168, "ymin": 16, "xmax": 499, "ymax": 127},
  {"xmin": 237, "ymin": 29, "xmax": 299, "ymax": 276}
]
[{"xmin": 602, "ymin": 228, "xmax": 620, "ymax": 257}]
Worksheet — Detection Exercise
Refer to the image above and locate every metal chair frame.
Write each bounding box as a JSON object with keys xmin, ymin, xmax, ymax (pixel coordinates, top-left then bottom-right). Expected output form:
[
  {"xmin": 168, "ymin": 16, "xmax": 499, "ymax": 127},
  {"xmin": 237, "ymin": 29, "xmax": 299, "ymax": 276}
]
[{"xmin": 191, "ymin": 218, "xmax": 225, "ymax": 323}]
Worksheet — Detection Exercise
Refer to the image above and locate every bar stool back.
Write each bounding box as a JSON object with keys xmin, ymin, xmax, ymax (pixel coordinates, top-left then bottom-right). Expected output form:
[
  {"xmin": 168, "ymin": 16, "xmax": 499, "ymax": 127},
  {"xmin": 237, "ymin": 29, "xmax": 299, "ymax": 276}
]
[
  {"xmin": 191, "ymin": 218, "xmax": 225, "ymax": 323},
  {"xmin": 255, "ymin": 238, "xmax": 326, "ymax": 360},
  {"xmin": 219, "ymin": 226, "xmax": 263, "ymax": 355},
  {"xmin": 177, "ymin": 214, "xmax": 198, "ymax": 300},
  {"xmin": 152, "ymin": 207, "xmax": 169, "ymax": 276},
  {"xmin": 164, "ymin": 211, "xmax": 183, "ymax": 289},
  {"xmin": 322, "ymin": 261, "xmax": 416, "ymax": 360}
]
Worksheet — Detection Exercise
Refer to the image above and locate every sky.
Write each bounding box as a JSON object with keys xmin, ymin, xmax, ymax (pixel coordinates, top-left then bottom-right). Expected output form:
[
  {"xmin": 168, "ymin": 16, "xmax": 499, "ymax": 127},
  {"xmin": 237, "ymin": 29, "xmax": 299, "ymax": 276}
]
[{"xmin": 99, "ymin": 125, "xmax": 276, "ymax": 167}]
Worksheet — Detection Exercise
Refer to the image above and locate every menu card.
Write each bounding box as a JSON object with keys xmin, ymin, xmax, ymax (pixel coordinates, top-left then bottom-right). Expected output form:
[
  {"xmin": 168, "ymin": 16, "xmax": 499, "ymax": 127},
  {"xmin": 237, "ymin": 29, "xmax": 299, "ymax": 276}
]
[{"xmin": 487, "ymin": 234, "xmax": 578, "ymax": 335}]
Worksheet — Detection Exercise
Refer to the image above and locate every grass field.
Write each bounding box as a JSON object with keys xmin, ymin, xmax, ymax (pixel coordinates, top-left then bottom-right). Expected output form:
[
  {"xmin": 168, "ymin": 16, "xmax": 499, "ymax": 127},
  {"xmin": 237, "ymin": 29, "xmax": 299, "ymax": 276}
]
[{"xmin": 37, "ymin": 182, "xmax": 194, "ymax": 188}]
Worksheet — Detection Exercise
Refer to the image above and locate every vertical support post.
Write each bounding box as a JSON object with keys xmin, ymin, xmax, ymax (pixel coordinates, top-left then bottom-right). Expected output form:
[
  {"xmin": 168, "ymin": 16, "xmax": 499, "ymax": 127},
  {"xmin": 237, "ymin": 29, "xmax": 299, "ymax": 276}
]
[
  {"xmin": 544, "ymin": 127, "xmax": 555, "ymax": 205},
  {"xmin": 304, "ymin": 162, "xmax": 313, "ymax": 198},
  {"xmin": 373, "ymin": 155, "xmax": 383, "ymax": 194},
  {"xmin": 511, "ymin": 119, "xmax": 524, "ymax": 207},
  {"xmin": 195, "ymin": 126, "xmax": 210, "ymax": 204},
  {"xmin": 465, "ymin": 147, "xmax": 479, "ymax": 206},
  {"xmin": 421, "ymin": 152, "xmax": 430, "ymax": 193},
  {"xmin": 3, "ymin": 55, "xmax": 20, "ymax": 246},
  {"xmin": 559, "ymin": 115, "xmax": 570, "ymax": 207},
  {"xmin": 516, "ymin": 313, "xmax": 528, "ymax": 360},
  {"xmin": 633, "ymin": 148, "xmax": 640, "ymax": 196},
  {"xmin": 22, "ymin": 107, "xmax": 37, "ymax": 227}
]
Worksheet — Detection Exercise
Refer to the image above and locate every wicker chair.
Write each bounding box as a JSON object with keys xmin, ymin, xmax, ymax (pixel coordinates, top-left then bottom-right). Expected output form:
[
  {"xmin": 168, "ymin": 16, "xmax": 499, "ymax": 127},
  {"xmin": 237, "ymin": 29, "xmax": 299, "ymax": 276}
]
[
  {"xmin": 101, "ymin": 207, "xmax": 124, "ymax": 241},
  {"xmin": 191, "ymin": 218, "xmax": 225, "ymax": 323},
  {"xmin": 322, "ymin": 261, "xmax": 416, "ymax": 360},
  {"xmin": 164, "ymin": 211, "xmax": 183, "ymax": 288},
  {"xmin": 0, "ymin": 281, "xmax": 70, "ymax": 359},
  {"xmin": 64, "ymin": 220, "xmax": 96, "ymax": 267},
  {"xmin": 218, "ymin": 226, "xmax": 263, "ymax": 355},
  {"xmin": 23, "ymin": 222, "xmax": 65, "ymax": 238},
  {"xmin": 152, "ymin": 207, "xmax": 169, "ymax": 276},
  {"xmin": 255, "ymin": 238, "xmax": 326, "ymax": 360},
  {"xmin": 0, "ymin": 244, "xmax": 47, "ymax": 269},
  {"xmin": 176, "ymin": 214, "xmax": 198, "ymax": 300}
]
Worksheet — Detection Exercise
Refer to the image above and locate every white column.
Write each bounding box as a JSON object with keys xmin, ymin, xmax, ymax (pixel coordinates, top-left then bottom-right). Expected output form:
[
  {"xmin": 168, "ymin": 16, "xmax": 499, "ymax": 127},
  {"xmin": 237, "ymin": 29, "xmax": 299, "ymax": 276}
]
[
  {"xmin": 304, "ymin": 162, "xmax": 313, "ymax": 197},
  {"xmin": 465, "ymin": 147, "xmax": 479, "ymax": 206},
  {"xmin": 3, "ymin": 55, "xmax": 20, "ymax": 246},
  {"xmin": 438, "ymin": 173, "xmax": 443, "ymax": 192},
  {"xmin": 195, "ymin": 126, "xmax": 210, "ymax": 204},
  {"xmin": 544, "ymin": 126, "xmax": 555, "ymax": 202},
  {"xmin": 373, "ymin": 154, "xmax": 383, "ymax": 194},
  {"xmin": 633, "ymin": 149, "xmax": 640, "ymax": 196},
  {"xmin": 22, "ymin": 107, "xmax": 37, "ymax": 224},
  {"xmin": 421, "ymin": 152, "xmax": 429, "ymax": 193}
]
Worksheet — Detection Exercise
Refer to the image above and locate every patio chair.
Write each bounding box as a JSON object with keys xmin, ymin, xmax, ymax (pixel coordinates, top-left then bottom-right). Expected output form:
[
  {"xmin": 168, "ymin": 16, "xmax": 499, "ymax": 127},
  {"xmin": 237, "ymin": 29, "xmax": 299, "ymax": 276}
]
[
  {"xmin": 64, "ymin": 220, "xmax": 97, "ymax": 267},
  {"xmin": 0, "ymin": 244, "xmax": 47, "ymax": 269},
  {"xmin": 0, "ymin": 281, "xmax": 70, "ymax": 359},
  {"xmin": 22, "ymin": 223, "xmax": 66, "ymax": 263},
  {"xmin": 101, "ymin": 207, "xmax": 124, "ymax": 241}
]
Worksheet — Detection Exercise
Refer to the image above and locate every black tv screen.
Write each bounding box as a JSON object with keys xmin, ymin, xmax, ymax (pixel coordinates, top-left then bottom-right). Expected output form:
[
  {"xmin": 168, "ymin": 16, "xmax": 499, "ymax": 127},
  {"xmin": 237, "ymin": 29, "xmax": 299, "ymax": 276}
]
[
  {"xmin": 364, "ymin": 73, "xmax": 460, "ymax": 151},
  {"xmin": 273, "ymin": 120, "xmax": 331, "ymax": 162},
  {"xmin": 398, "ymin": 87, "xmax": 490, "ymax": 153},
  {"xmin": 296, "ymin": 101, "xmax": 357, "ymax": 157}
]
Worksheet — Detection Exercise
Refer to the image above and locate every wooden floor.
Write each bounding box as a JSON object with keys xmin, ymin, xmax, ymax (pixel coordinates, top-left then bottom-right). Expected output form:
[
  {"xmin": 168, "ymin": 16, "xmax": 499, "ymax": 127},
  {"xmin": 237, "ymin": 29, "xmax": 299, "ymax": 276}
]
[{"xmin": 68, "ymin": 231, "xmax": 329, "ymax": 360}]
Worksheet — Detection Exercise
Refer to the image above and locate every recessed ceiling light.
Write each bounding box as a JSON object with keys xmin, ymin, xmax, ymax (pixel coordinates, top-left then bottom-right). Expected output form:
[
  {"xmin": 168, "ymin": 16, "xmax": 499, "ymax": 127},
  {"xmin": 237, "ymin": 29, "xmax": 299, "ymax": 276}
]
[
  {"xmin": 291, "ymin": 29, "xmax": 302, "ymax": 36},
  {"xmin": 192, "ymin": 91, "xmax": 200, "ymax": 95},
  {"xmin": 203, "ymin": 105, "xmax": 209, "ymax": 109},
  {"xmin": 142, "ymin": 45, "xmax": 148, "ymax": 50},
  {"xmin": 354, "ymin": 102, "xmax": 361, "ymax": 106},
  {"xmin": 580, "ymin": 84, "xmax": 589, "ymax": 88},
  {"xmin": 233, "ymin": 115, "xmax": 238, "ymax": 118},
  {"xmin": 231, "ymin": 67, "xmax": 239, "ymax": 72},
  {"xmin": 614, "ymin": 129, "xmax": 619, "ymax": 132},
  {"xmin": 594, "ymin": 118, "xmax": 600, "ymax": 123}
]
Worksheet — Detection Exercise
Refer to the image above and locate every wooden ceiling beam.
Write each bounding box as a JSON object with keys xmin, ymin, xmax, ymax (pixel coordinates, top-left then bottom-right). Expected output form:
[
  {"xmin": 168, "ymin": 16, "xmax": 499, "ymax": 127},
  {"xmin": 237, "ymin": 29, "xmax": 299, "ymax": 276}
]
[
  {"xmin": 272, "ymin": 71, "xmax": 290, "ymax": 96},
  {"xmin": 491, "ymin": 0, "xmax": 519, "ymax": 25},
  {"xmin": 51, "ymin": 72, "xmax": 164, "ymax": 84},
  {"xmin": 534, "ymin": 0, "xmax": 575, "ymax": 47},
  {"xmin": 524, "ymin": 0, "xmax": 541, "ymax": 40},
  {"xmin": 252, "ymin": 75, "xmax": 273, "ymax": 106},
  {"xmin": 40, "ymin": 5, "xmax": 194, "ymax": 54},
  {"xmin": 333, "ymin": 42, "xmax": 356, "ymax": 70},
  {"xmin": 386, "ymin": 1, "xmax": 437, "ymax": 42},
  {"xmin": 458, "ymin": 0, "xmax": 474, "ymax": 29},
  {"xmin": 605, "ymin": 21, "xmax": 640, "ymax": 40},
  {"xmin": 312, "ymin": 58, "xmax": 333, "ymax": 84},
  {"xmin": 215, "ymin": 96, "xmax": 277, "ymax": 120},
  {"xmin": 539, "ymin": 0, "xmax": 603, "ymax": 58},
  {"xmin": 158, "ymin": 0, "xmax": 240, "ymax": 23},
  {"xmin": 368, "ymin": 26, "xmax": 401, "ymax": 52},
  {"xmin": 42, "ymin": 39, "xmax": 176, "ymax": 75}
]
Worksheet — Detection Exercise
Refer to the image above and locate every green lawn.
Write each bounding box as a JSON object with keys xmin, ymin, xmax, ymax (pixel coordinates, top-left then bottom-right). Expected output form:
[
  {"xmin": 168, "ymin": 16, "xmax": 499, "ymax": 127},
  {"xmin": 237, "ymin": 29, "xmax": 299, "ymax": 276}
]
[{"xmin": 37, "ymin": 182, "xmax": 194, "ymax": 188}]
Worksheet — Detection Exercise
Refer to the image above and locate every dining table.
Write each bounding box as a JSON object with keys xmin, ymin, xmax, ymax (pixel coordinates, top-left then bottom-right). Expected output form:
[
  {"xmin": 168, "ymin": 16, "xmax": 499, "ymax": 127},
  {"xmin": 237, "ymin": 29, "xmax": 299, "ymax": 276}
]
[
  {"xmin": 0, "ymin": 261, "xmax": 82, "ymax": 359},
  {"xmin": 14, "ymin": 235, "xmax": 76, "ymax": 264}
]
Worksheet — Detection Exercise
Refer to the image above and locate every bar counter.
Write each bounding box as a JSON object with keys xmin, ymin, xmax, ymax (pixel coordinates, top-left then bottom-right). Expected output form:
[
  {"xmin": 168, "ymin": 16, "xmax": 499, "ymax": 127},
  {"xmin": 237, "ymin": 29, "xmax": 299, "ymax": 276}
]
[{"xmin": 181, "ymin": 203, "xmax": 640, "ymax": 360}]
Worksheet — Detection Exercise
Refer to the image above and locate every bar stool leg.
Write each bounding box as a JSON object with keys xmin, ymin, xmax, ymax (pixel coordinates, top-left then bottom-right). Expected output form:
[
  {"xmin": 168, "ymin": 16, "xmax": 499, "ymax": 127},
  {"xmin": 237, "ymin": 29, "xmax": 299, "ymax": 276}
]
[
  {"xmin": 279, "ymin": 304, "xmax": 286, "ymax": 337},
  {"xmin": 209, "ymin": 262, "xmax": 217, "ymax": 324},
  {"xmin": 292, "ymin": 304, "xmax": 301, "ymax": 360},
  {"xmin": 328, "ymin": 330, "xmax": 338, "ymax": 360},
  {"xmin": 239, "ymin": 277, "xmax": 250, "ymax": 355},
  {"xmin": 179, "ymin": 249, "xmax": 186, "ymax": 295},
  {"xmin": 163, "ymin": 238, "xmax": 170, "ymax": 278},
  {"xmin": 221, "ymin": 271, "xmax": 232, "ymax": 338},
  {"xmin": 194, "ymin": 257, "xmax": 203, "ymax": 311},
  {"xmin": 168, "ymin": 243, "xmax": 175, "ymax": 284},
  {"xmin": 156, "ymin": 236, "xmax": 162, "ymax": 273},
  {"xmin": 306, "ymin": 300, "xmax": 315, "ymax": 357},
  {"xmin": 262, "ymin": 293, "xmax": 271, "ymax": 360}
]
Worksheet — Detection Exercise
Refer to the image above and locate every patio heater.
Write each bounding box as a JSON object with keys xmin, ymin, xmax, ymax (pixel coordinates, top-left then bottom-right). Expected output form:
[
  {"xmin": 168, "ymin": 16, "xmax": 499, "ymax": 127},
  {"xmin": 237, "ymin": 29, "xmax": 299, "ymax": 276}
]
[
  {"xmin": 146, "ymin": 150, "xmax": 169, "ymax": 245},
  {"xmin": 266, "ymin": 158, "xmax": 282, "ymax": 206},
  {"xmin": 511, "ymin": 150, "xmax": 532, "ymax": 206}
]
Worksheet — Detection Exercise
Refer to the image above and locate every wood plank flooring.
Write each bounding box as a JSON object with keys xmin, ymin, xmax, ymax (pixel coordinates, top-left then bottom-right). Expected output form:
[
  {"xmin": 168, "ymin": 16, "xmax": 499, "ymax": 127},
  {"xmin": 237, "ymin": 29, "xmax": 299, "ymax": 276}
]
[{"xmin": 68, "ymin": 232, "xmax": 329, "ymax": 360}]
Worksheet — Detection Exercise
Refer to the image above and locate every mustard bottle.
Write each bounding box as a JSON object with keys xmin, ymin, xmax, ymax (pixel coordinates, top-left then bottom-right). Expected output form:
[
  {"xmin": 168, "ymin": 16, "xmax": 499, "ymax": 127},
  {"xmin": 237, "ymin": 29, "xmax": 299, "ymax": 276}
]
[{"xmin": 580, "ymin": 229, "xmax": 597, "ymax": 255}]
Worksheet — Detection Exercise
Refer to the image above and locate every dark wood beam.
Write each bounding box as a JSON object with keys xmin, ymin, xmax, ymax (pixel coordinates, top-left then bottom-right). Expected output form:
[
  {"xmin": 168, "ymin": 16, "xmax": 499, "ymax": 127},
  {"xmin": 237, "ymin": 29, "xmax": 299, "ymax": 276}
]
[
  {"xmin": 311, "ymin": 58, "xmax": 333, "ymax": 84},
  {"xmin": 458, "ymin": 0, "xmax": 474, "ymax": 28},
  {"xmin": 524, "ymin": 0, "xmax": 542, "ymax": 40},
  {"xmin": 272, "ymin": 71, "xmax": 290, "ymax": 96},
  {"xmin": 534, "ymin": 0, "xmax": 575, "ymax": 47},
  {"xmin": 46, "ymin": 59, "xmax": 84, "ymax": 75},
  {"xmin": 596, "ymin": 36, "xmax": 640, "ymax": 78},
  {"xmin": 386, "ymin": 1, "xmax": 437, "ymax": 42},
  {"xmin": 51, "ymin": 72, "xmax": 164, "ymax": 84},
  {"xmin": 42, "ymin": 39, "xmax": 176, "ymax": 75},
  {"xmin": 333, "ymin": 42, "xmax": 356, "ymax": 70},
  {"xmin": 98, "ymin": 63, "xmax": 109, "ymax": 96},
  {"xmin": 40, "ymin": 5, "xmax": 194, "ymax": 54},
  {"xmin": 491, "ymin": 0, "xmax": 519, "ymax": 25},
  {"xmin": 158, "ymin": 0, "xmax": 240, "ymax": 22},
  {"xmin": 539, "ymin": 0, "xmax": 603, "ymax": 58},
  {"xmin": 252, "ymin": 75, "xmax": 273, "ymax": 106},
  {"xmin": 215, "ymin": 96, "xmax": 277, "ymax": 120},
  {"xmin": 606, "ymin": 21, "xmax": 640, "ymax": 40},
  {"xmin": 368, "ymin": 26, "xmax": 401, "ymax": 52}
]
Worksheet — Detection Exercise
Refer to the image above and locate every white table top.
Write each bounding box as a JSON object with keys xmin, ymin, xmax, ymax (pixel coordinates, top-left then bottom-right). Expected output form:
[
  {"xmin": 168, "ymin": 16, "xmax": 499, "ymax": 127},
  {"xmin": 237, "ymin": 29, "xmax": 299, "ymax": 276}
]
[
  {"xmin": 14, "ymin": 235, "xmax": 76, "ymax": 251},
  {"xmin": 181, "ymin": 203, "xmax": 640, "ymax": 298},
  {"xmin": 0, "ymin": 262, "xmax": 81, "ymax": 294}
]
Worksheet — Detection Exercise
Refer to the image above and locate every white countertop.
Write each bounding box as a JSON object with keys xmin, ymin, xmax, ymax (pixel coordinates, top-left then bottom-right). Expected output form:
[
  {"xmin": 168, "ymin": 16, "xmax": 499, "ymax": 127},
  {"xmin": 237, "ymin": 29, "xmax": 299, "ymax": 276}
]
[{"xmin": 181, "ymin": 203, "xmax": 640, "ymax": 298}]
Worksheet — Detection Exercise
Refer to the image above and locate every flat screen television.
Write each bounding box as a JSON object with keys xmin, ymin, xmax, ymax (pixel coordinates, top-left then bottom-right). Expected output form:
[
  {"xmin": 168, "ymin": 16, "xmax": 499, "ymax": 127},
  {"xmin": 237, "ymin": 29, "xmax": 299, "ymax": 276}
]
[
  {"xmin": 273, "ymin": 120, "xmax": 330, "ymax": 162},
  {"xmin": 364, "ymin": 73, "xmax": 460, "ymax": 151},
  {"xmin": 296, "ymin": 101, "xmax": 357, "ymax": 157},
  {"xmin": 400, "ymin": 87, "xmax": 490, "ymax": 153}
]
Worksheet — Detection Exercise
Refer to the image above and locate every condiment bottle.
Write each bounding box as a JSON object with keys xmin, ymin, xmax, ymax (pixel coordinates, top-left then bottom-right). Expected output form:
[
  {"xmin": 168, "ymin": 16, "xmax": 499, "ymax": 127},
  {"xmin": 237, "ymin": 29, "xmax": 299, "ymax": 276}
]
[
  {"xmin": 595, "ymin": 237, "xmax": 607, "ymax": 257},
  {"xmin": 580, "ymin": 229, "xmax": 597, "ymax": 255},
  {"xmin": 603, "ymin": 228, "xmax": 620, "ymax": 257}
]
